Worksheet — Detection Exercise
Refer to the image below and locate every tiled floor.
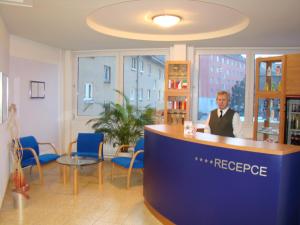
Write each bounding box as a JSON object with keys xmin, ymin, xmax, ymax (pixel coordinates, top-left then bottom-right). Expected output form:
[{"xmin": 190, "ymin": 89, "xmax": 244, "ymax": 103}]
[{"xmin": 0, "ymin": 161, "xmax": 162, "ymax": 225}]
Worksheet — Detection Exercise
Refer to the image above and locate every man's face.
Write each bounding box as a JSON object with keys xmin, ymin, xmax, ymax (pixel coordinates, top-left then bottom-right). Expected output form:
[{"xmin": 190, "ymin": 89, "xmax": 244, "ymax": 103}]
[{"xmin": 216, "ymin": 94, "xmax": 229, "ymax": 110}]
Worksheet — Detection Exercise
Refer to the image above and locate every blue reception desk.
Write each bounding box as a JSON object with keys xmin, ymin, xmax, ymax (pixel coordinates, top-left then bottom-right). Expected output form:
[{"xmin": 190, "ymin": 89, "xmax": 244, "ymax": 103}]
[{"xmin": 144, "ymin": 125, "xmax": 300, "ymax": 225}]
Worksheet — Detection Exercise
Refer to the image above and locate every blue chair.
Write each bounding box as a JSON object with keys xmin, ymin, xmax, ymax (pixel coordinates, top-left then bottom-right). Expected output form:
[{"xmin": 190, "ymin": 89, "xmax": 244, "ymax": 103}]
[
  {"xmin": 17, "ymin": 136, "xmax": 60, "ymax": 184},
  {"xmin": 111, "ymin": 138, "xmax": 144, "ymax": 188},
  {"xmin": 68, "ymin": 133, "xmax": 104, "ymax": 159}
]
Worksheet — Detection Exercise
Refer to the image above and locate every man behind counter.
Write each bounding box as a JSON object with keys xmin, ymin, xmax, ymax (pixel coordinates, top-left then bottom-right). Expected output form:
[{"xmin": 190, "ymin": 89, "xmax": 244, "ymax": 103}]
[{"xmin": 205, "ymin": 91, "xmax": 242, "ymax": 138}]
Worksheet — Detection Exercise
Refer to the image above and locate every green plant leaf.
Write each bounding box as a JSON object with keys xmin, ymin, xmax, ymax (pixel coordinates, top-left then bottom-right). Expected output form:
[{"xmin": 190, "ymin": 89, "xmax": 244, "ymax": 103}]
[{"xmin": 86, "ymin": 90, "xmax": 154, "ymax": 146}]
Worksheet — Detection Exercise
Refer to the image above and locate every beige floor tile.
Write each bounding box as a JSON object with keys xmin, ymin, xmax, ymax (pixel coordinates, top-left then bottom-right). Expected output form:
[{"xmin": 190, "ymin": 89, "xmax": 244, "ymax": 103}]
[{"xmin": 0, "ymin": 161, "xmax": 162, "ymax": 225}]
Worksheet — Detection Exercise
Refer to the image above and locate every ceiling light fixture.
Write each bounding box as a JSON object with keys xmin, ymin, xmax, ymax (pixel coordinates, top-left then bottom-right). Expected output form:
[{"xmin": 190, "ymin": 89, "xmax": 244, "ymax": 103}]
[{"xmin": 152, "ymin": 14, "xmax": 181, "ymax": 28}]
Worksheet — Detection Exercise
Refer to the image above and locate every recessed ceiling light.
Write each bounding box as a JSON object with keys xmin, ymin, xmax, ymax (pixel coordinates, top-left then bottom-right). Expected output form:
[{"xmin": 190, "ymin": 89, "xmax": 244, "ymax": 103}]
[{"xmin": 152, "ymin": 14, "xmax": 181, "ymax": 28}]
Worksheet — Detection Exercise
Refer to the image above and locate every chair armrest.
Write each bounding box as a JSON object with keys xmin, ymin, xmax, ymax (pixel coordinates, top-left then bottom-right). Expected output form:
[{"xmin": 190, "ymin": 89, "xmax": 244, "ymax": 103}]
[
  {"xmin": 98, "ymin": 142, "xmax": 104, "ymax": 160},
  {"xmin": 128, "ymin": 150, "xmax": 144, "ymax": 170},
  {"xmin": 115, "ymin": 145, "xmax": 134, "ymax": 157},
  {"xmin": 38, "ymin": 142, "xmax": 59, "ymax": 155},
  {"xmin": 68, "ymin": 140, "xmax": 77, "ymax": 156},
  {"xmin": 16, "ymin": 147, "xmax": 41, "ymax": 166}
]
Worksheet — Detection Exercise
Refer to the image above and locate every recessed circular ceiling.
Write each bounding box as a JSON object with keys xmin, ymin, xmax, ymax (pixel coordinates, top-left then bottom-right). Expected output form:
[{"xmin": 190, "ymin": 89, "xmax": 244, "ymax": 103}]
[{"xmin": 86, "ymin": 0, "xmax": 250, "ymax": 41}]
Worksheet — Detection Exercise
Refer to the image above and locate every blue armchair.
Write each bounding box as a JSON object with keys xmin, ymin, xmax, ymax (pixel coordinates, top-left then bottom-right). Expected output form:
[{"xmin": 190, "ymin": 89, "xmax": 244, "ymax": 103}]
[
  {"xmin": 18, "ymin": 136, "xmax": 60, "ymax": 184},
  {"xmin": 111, "ymin": 138, "xmax": 144, "ymax": 188},
  {"xmin": 68, "ymin": 133, "xmax": 104, "ymax": 159}
]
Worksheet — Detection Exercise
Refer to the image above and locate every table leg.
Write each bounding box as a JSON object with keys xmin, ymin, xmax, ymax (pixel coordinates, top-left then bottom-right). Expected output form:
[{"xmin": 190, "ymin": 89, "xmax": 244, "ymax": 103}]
[
  {"xmin": 63, "ymin": 165, "xmax": 67, "ymax": 185},
  {"xmin": 74, "ymin": 167, "xmax": 78, "ymax": 195},
  {"xmin": 98, "ymin": 162, "xmax": 103, "ymax": 190}
]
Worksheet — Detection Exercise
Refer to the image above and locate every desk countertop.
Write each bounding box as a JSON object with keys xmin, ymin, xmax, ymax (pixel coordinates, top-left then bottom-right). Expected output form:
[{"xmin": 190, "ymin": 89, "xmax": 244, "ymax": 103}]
[{"xmin": 145, "ymin": 124, "xmax": 300, "ymax": 155}]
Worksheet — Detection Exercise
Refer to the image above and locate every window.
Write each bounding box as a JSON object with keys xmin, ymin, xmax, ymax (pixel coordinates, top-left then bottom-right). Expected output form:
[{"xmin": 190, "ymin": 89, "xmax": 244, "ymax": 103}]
[
  {"xmin": 123, "ymin": 55, "xmax": 165, "ymax": 110},
  {"xmin": 138, "ymin": 88, "xmax": 143, "ymax": 101},
  {"xmin": 198, "ymin": 54, "xmax": 246, "ymax": 121},
  {"xmin": 131, "ymin": 57, "xmax": 137, "ymax": 70},
  {"xmin": 130, "ymin": 88, "xmax": 135, "ymax": 101},
  {"xmin": 140, "ymin": 60, "xmax": 144, "ymax": 73},
  {"xmin": 84, "ymin": 83, "xmax": 93, "ymax": 101},
  {"xmin": 77, "ymin": 56, "xmax": 116, "ymax": 116},
  {"xmin": 147, "ymin": 89, "xmax": 151, "ymax": 100},
  {"xmin": 104, "ymin": 65, "xmax": 111, "ymax": 83}
]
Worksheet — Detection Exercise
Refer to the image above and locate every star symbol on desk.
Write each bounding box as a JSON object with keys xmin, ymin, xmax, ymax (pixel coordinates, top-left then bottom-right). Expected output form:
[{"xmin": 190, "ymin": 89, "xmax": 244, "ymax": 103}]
[
  {"xmin": 195, "ymin": 157, "xmax": 198, "ymax": 161},
  {"xmin": 204, "ymin": 159, "xmax": 208, "ymax": 163},
  {"xmin": 210, "ymin": 160, "xmax": 213, "ymax": 164},
  {"xmin": 199, "ymin": 158, "xmax": 203, "ymax": 162}
]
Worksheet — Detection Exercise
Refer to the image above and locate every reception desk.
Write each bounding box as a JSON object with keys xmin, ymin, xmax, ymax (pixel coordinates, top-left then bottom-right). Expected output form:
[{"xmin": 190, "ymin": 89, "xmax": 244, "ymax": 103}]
[{"xmin": 144, "ymin": 125, "xmax": 300, "ymax": 225}]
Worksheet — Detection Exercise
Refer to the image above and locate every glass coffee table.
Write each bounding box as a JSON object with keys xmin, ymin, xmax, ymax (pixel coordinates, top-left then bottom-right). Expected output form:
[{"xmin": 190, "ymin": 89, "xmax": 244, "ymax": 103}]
[{"xmin": 56, "ymin": 154, "xmax": 103, "ymax": 194}]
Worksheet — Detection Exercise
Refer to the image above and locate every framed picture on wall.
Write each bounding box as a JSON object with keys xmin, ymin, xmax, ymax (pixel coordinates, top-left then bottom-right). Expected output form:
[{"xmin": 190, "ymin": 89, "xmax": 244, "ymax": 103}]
[{"xmin": 30, "ymin": 80, "xmax": 45, "ymax": 99}]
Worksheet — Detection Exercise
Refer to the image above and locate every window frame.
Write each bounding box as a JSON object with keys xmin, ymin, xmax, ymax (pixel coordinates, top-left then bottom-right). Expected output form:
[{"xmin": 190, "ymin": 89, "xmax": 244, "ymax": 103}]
[
  {"xmin": 120, "ymin": 50, "xmax": 169, "ymax": 110},
  {"xmin": 194, "ymin": 50, "xmax": 248, "ymax": 124},
  {"xmin": 73, "ymin": 51, "xmax": 119, "ymax": 119},
  {"xmin": 193, "ymin": 48, "xmax": 300, "ymax": 131},
  {"xmin": 73, "ymin": 49, "xmax": 169, "ymax": 119}
]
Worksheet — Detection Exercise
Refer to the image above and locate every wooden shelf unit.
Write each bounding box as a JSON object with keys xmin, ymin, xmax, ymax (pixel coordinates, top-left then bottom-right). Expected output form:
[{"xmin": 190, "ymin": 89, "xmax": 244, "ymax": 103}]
[
  {"xmin": 253, "ymin": 56, "xmax": 286, "ymax": 143},
  {"xmin": 164, "ymin": 61, "xmax": 191, "ymax": 125}
]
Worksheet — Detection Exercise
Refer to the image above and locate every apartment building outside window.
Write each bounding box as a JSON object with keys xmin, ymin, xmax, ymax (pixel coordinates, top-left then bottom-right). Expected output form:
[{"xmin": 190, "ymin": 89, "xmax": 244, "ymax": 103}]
[
  {"xmin": 123, "ymin": 55, "xmax": 165, "ymax": 110},
  {"xmin": 77, "ymin": 56, "xmax": 116, "ymax": 116},
  {"xmin": 198, "ymin": 54, "xmax": 246, "ymax": 121}
]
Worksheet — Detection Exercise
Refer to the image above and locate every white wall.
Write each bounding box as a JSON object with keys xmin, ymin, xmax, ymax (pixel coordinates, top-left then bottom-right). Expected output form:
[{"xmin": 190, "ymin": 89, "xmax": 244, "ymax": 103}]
[
  {"xmin": 0, "ymin": 15, "xmax": 10, "ymax": 207},
  {"xmin": 9, "ymin": 36, "xmax": 63, "ymax": 153}
]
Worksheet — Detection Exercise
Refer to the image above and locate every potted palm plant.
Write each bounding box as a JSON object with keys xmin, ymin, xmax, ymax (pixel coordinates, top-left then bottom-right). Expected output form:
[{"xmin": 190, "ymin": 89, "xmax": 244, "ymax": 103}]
[{"xmin": 87, "ymin": 90, "xmax": 154, "ymax": 151}]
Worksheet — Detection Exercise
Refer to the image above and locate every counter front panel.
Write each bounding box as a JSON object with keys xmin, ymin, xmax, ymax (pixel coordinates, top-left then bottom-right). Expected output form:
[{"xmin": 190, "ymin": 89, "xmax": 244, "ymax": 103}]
[{"xmin": 144, "ymin": 126, "xmax": 300, "ymax": 225}]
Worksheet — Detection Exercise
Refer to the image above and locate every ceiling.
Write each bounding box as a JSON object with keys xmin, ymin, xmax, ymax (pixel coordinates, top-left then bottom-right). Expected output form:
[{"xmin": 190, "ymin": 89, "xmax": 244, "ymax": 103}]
[{"xmin": 0, "ymin": 0, "xmax": 300, "ymax": 51}]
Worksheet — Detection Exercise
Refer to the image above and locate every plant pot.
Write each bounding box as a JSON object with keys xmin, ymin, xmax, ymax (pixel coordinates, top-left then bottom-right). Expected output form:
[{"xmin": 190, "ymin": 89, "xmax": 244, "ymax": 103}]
[{"xmin": 12, "ymin": 192, "xmax": 27, "ymax": 210}]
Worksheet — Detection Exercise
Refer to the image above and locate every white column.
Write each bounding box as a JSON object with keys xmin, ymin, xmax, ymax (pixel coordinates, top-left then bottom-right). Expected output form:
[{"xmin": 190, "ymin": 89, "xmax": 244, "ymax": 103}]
[
  {"xmin": 169, "ymin": 44, "xmax": 187, "ymax": 60},
  {"xmin": 61, "ymin": 50, "xmax": 73, "ymax": 152}
]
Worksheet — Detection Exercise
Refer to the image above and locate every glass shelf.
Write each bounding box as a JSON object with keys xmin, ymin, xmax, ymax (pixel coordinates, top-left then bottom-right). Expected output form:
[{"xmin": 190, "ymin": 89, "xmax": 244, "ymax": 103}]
[
  {"xmin": 290, "ymin": 129, "xmax": 300, "ymax": 132},
  {"xmin": 167, "ymin": 110, "xmax": 186, "ymax": 114},
  {"xmin": 258, "ymin": 61, "xmax": 283, "ymax": 92},
  {"xmin": 255, "ymin": 97, "xmax": 281, "ymax": 142},
  {"xmin": 165, "ymin": 61, "xmax": 190, "ymax": 125},
  {"xmin": 168, "ymin": 74, "xmax": 187, "ymax": 77},
  {"xmin": 258, "ymin": 127, "xmax": 279, "ymax": 136}
]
